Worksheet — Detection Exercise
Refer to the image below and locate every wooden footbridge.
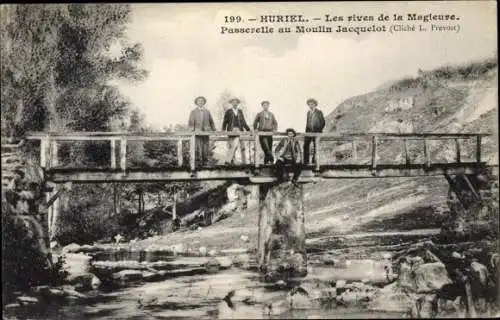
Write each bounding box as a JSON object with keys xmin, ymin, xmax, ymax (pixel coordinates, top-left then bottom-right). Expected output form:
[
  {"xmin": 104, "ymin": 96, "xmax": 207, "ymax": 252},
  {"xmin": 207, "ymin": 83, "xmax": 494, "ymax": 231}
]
[
  {"xmin": 13, "ymin": 131, "xmax": 499, "ymax": 271},
  {"xmin": 25, "ymin": 131, "xmax": 497, "ymax": 184}
]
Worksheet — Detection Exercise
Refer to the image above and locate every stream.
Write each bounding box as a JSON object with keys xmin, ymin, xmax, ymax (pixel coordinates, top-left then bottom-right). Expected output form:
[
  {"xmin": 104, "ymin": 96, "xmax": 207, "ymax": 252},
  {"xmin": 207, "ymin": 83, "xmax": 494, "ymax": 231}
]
[{"xmin": 3, "ymin": 231, "xmax": 438, "ymax": 319}]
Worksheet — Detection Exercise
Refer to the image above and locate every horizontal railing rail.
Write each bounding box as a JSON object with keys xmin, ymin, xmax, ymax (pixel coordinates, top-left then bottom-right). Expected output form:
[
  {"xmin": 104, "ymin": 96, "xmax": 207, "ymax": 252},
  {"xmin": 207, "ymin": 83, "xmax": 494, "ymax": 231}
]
[{"xmin": 23, "ymin": 131, "xmax": 494, "ymax": 175}]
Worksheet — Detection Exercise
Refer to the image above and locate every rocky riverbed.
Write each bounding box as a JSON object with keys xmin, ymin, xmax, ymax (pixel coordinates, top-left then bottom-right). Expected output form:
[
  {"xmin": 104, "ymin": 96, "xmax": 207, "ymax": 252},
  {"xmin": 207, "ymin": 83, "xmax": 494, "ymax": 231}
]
[{"xmin": 4, "ymin": 228, "xmax": 498, "ymax": 319}]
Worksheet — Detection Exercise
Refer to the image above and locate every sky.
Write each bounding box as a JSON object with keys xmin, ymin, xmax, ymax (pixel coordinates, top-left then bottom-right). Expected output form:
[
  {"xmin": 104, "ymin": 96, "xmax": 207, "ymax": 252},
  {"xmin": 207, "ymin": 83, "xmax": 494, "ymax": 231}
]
[{"xmin": 115, "ymin": 1, "xmax": 497, "ymax": 131}]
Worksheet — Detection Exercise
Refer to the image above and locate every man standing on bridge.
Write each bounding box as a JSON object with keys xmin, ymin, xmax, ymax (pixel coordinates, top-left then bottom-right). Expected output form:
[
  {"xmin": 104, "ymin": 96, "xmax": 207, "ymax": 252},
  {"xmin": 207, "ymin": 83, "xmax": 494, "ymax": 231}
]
[
  {"xmin": 222, "ymin": 98, "xmax": 251, "ymax": 165},
  {"xmin": 188, "ymin": 96, "xmax": 216, "ymax": 167},
  {"xmin": 275, "ymin": 128, "xmax": 302, "ymax": 185},
  {"xmin": 304, "ymin": 98, "xmax": 325, "ymax": 165},
  {"xmin": 253, "ymin": 100, "xmax": 278, "ymax": 165}
]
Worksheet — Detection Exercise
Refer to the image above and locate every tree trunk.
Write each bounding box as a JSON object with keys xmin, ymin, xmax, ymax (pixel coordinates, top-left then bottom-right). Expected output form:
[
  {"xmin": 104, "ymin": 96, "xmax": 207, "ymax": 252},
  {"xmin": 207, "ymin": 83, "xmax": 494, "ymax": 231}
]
[{"xmin": 258, "ymin": 183, "xmax": 307, "ymax": 282}]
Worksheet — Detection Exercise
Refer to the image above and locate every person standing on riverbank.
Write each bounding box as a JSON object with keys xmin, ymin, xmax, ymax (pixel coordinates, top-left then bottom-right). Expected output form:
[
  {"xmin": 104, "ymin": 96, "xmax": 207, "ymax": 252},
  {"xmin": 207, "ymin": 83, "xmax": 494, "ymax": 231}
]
[
  {"xmin": 253, "ymin": 100, "xmax": 278, "ymax": 165},
  {"xmin": 188, "ymin": 96, "xmax": 216, "ymax": 167}
]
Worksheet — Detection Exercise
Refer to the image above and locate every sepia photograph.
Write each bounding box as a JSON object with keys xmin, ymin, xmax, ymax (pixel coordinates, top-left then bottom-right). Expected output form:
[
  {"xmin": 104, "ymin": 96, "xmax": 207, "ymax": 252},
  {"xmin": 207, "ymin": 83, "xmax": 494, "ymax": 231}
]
[{"xmin": 1, "ymin": 1, "xmax": 498, "ymax": 319}]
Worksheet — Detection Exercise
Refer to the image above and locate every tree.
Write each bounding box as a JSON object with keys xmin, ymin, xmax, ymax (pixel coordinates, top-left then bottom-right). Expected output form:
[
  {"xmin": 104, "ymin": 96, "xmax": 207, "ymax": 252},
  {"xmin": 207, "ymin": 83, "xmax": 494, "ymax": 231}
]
[
  {"xmin": 1, "ymin": 4, "xmax": 148, "ymax": 297},
  {"xmin": 1, "ymin": 4, "xmax": 147, "ymax": 139}
]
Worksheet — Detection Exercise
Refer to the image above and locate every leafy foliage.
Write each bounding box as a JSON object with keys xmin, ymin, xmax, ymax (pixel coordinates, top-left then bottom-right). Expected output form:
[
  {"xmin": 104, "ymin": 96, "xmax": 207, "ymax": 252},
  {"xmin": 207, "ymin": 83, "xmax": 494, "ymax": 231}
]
[
  {"xmin": 1, "ymin": 4, "xmax": 147, "ymax": 138},
  {"xmin": 1, "ymin": 3, "xmax": 147, "ymax": 297},
  {"xmin": 2, "ymin": 204, "xmax": 68, "ymax": 303}
]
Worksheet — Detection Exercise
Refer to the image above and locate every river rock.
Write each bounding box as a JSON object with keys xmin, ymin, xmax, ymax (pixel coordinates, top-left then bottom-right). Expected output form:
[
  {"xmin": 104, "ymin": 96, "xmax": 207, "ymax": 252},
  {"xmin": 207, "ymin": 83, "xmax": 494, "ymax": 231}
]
[
  {"xmin": 319, "ymin": 254, "xmax": 338, "ymax": 265},
  {"xmin": 16, "ymin": 296, "xmax": 39, "ymax": 305},
  {"xmin": 413, "ymin": 262, "xmax": 452, "ymax": 293},
  {"xmin": 398, "ymin": 261, "xmax": 413, "ymax": 290},
  {"xmin": 141, "ymin": 271, "xmax": 159, "ymax": 282},
  {"xmin": 61, "ymin": 284, "xmax": 86, "ymax": 299},
  {"xmin": 48, "ymin": 288, "xmax": 67, "ymax": 298},
  {"xmin": 171, "ymin": 243, "xmax": 185, "ymax": 255},
  {"xmin": 205, "ymin": 258, "xmax": 221, "ymax": 274},
  {"xmin": 369, "ymin": 282, "xmax": 416, "ymax": 313},
  {"xmin": 112, "ymin": 270, "xmax": 144, "ymax": 283},
  {"xmin": 335, "ymin": 279, "xmax": 347, "ymax": 289},
  {"xmin": 410, "ymin": 294, "xmax": 438, "ymax": 318},
  {"xmin": 337, "ymin": 282, "xmax": 378, "ymax": 307},
  {"xmin": 76, "ymin": 244, "xmax": 103, "ymax": 254},
  {"xmin": 220, "ymin": 248, "xmax": 248, "ymax": 255},
  {"xmin": 286, "ymin": 288, "xmax": 315, "ymax": 309},
  {"xmin": 215, "ymin": 256, "xmax": 233, "ymax": 269},
  {"xmin": 62, "ymin": 253, "xmax": 92, "ymax": 278},
  {"xmin": 470, "ymin": 261, "xmax": 490, "ymax": 287},
  {"xmin": 233, "ymin": 253, "xmax": 251, "ymax": 268},
  {"xmin": 68, "ymin": 273, "xmax": 101, "ymax": 291},
  {"xmin": 92, "ymin": 260, "xmax": 144, "ymax": 272},
  {"xmin": 62, "ymin": 243, "xmax": 81, "ymax": 253},
  {"xmin": 199, "ymin": 246, "xmax": 207, "ymax": 256}
]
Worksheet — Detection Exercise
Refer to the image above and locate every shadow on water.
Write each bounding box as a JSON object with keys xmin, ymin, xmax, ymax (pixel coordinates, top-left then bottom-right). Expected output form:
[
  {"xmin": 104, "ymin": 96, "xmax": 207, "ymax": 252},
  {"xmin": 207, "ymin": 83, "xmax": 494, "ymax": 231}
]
[{"xmin": 93, "ymin": 250, "xmax": 176, "ymax": 262}]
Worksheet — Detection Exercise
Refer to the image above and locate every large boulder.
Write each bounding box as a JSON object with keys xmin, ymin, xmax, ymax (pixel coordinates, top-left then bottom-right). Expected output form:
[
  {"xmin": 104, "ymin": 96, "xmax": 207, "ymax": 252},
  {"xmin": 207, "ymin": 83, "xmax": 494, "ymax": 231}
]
[
  {"xmin": 413, "ymin": 262, "xmax": 452, "ymax": 293},
  {"xmin": 59, "ymin": 253, "xmax": 92, "ymax": 279}
]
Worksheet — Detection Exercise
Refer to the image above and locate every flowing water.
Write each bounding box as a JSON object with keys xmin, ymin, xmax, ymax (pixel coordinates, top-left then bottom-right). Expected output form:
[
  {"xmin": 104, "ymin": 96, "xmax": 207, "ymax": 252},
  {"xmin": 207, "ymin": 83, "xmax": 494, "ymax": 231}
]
[{"xmin": 4, "ymin": 231, "xmax": 436, "ymax": 319}]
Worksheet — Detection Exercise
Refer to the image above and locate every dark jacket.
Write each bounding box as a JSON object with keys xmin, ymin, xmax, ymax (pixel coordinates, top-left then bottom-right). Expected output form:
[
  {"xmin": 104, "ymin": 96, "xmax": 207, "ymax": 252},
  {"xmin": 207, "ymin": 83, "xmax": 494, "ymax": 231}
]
[
  {"xmin": 188, "ymin": 107, "xmax": 215, "ymax": 131},
  {"xmin": 222, "ymin": 108, "xmax": 250, "ymax": 132},
  {"xmin": 253, "ymin": 111, "xmax": 278, "ymax": 131},
  {"xmin": 275, "ymin": 137, "xmax": 302, "ymax": 163},
  {"xmin": 305, "ymin": 108, "xmax": 325, "ymax": 133}
]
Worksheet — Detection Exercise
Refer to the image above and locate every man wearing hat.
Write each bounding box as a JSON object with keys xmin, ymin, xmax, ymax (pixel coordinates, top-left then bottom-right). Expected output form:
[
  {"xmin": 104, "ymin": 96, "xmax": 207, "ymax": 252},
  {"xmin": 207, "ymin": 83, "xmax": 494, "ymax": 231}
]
[
  {"xmin": 304, "ymin": 98, "xmax": 325, "ymax": 165},
  {"xmin": 253, "ymin": 100, "xmax": 278, "ymax": 164},
  {"xmin": 222, "ymin": 98, "xmax": 251, "ymax": 164},
  {"xmin": 188, "ymin": 96, "xmax": 216, "ymax": 166},
  {"xmin": 274, "ymin": 128, "xmax": 302, "ymax": 185}
]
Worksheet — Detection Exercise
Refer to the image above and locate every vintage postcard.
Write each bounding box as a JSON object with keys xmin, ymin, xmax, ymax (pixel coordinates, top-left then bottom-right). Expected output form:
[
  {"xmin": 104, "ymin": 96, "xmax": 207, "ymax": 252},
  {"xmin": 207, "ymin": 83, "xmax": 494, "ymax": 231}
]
[{"xmin": 1, "ymin": 1, "xmax": 498, "ymax": 319}]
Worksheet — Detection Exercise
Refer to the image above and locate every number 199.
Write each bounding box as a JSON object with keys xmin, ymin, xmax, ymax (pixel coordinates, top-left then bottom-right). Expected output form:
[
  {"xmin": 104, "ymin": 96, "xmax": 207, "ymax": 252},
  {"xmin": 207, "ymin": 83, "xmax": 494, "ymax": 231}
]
[{"xmin": 224, "ymin": 16, "xmax": 242, "ymax": 23}]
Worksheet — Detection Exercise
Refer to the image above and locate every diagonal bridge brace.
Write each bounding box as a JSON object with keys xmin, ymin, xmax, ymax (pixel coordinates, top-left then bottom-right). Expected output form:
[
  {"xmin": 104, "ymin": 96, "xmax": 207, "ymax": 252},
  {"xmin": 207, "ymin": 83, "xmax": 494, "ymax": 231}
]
[{"xmin": 45, "ymin": 182, "xmax": 73, "ymax": 208}]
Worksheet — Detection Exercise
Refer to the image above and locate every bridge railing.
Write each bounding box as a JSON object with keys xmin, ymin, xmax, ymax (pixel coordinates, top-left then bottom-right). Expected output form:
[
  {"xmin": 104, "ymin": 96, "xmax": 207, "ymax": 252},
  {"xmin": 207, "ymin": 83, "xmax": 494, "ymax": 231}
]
[{"xmin": 25, "ymin": 131, "xmax": 491, "ymax": 172}]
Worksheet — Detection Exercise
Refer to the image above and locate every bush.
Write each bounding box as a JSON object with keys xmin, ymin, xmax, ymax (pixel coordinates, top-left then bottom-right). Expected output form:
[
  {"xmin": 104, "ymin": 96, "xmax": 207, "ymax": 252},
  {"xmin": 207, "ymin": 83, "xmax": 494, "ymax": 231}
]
[{"xmin": 1, "ymin": 206, "xmax": 67, "ymax": 304}]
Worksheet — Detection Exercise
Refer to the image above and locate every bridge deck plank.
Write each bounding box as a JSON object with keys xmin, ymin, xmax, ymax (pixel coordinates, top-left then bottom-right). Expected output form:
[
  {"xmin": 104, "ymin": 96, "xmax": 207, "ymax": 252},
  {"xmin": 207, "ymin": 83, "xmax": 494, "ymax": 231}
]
[{"xmin": 43, "ymin": 162, "xmax": 495, "ymax": 183}]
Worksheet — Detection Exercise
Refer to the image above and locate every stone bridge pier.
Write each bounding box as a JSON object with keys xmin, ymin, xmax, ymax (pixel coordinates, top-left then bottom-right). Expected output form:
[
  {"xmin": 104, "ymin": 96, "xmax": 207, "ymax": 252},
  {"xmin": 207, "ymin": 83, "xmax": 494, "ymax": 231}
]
[{"xmin": 257, "ymin": 182, "xmax": 307, "ymax": 282}]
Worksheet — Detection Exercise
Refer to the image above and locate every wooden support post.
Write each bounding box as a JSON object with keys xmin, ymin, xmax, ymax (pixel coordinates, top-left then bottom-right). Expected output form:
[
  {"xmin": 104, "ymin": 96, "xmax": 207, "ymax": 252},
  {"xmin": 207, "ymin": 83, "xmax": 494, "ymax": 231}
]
[
  {"xmin": 172, "ymin": 193, "xmax": 177, "ymax": 220},
  {"xmin": 315, "ymin": 136, "xmax": 321, "ymax": 171},
  {"xmin": 120, "ymin": 137, "xmax": 127, "ymax": 171},
  {"xmin": 255, "ymin": 133, "xmax": 261, "ymax": 168},
  {"xmin": 190, "ymin": 134, "xmax": 196, "ymax": 171},
  {"xmin": 110, "ymin": 139, "xmax": 116, "ymax": 169},
  {"xmin": 371, "ymin": 135, "xmax": 378, "ymax": 169},
  {"xmin": 46, "ymin": 185, "xmax": 61, "ymax": 241},
  {"xmin": 423, "ymin": 138, "xmax": 430, "ymax": 168},
  {"xmin": 51, "ymin": 140, "xmax": 59, "ymax": 168},
  {"xmin": 45, "ymin": 192, "xmax": 52, "ymax": 240},
  {"xmin": 404, "ymin": 138, "xmax": 410, "ymax": 165},
  {"xmin": 258, "ymin": 183, "xmax": 307, "ymax": 282},
  {"xmin": 40, "ymin": 137, "xmax": 48, "ymax": 169},
  {"xmin": 455, "ymin": 138, "xmax": 461, "ymax": 163},
  {"xmin": 476, "ymin": 135, "xmax": 482, "ymax": 163},
  {"xmin": 351, "ymin": 140, "xmax": 357, "ymax": 163},
  {"xmin": 113, "ymin": 183, "xmax": 120, "ymax": 216},
  {"xmin": 177, "ymin": 139, "xmax": 183, "ymax": 167}
]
